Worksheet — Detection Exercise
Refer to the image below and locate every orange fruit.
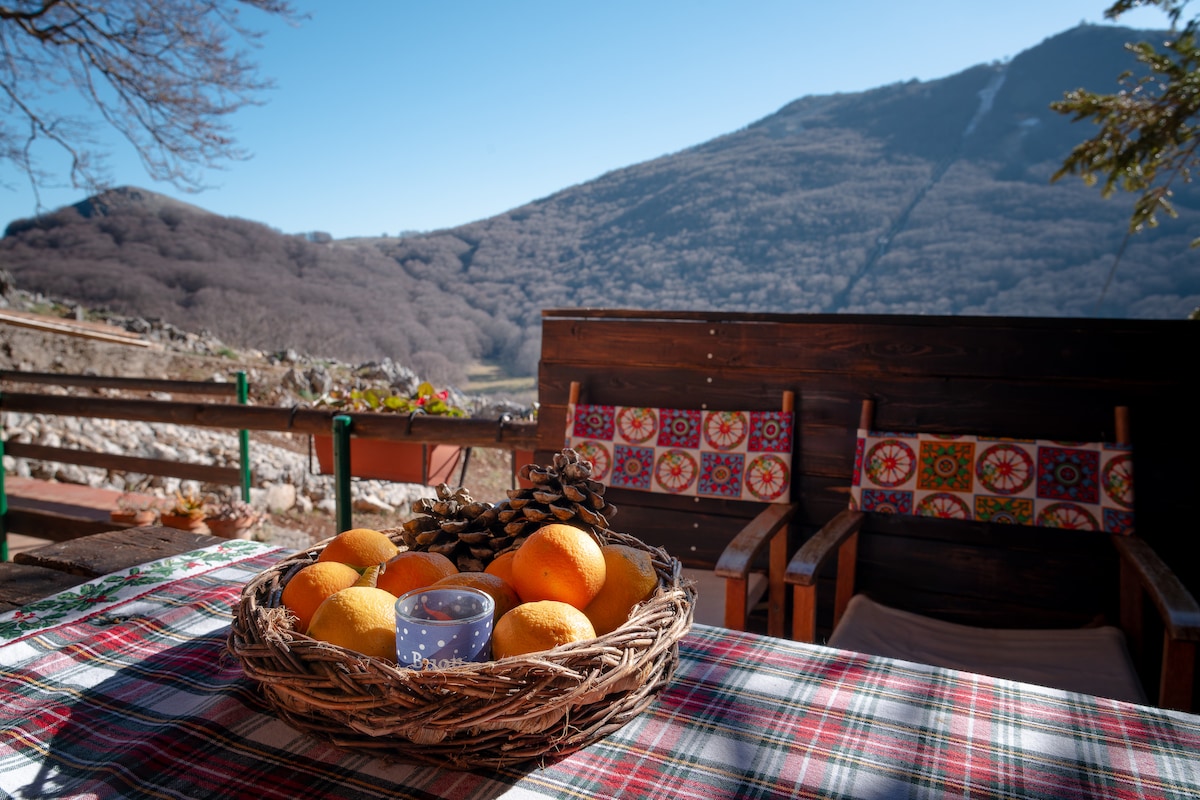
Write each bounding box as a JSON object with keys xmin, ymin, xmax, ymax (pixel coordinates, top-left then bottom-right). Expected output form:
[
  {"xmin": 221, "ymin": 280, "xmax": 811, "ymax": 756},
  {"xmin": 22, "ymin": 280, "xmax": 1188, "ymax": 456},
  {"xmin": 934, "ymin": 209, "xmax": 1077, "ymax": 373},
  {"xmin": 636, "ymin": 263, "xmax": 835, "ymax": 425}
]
[
  {"xmin": 375, "ymin": 550, "xmax": 458, "ymax": 597},
  {"xmin": 281, "ymin": 561, "xmax": 361, "ymax": 632},
  {"xmin": 306, "ymin": 586, "xmax": 398, "ymax": 661},
  {"xmin": 492, "ymin": 600, "xmax": 597, "ymax": 659},
  {"xmin": 433, "ymin": 571, "xmax": 522, "ymax": 622},
  {"xmin": 511, "ymin": 523, "xmax": 606, "ymax": 609},
  {"xmin": 484, "ymin": 550, "xmax": 517, "ymax": 585},
  {"xmin": 316, "ymin": 528, "xmax": 399, "ymax": 570},
  {"xmin": 583, "ymin": 544, "xmax": 659, "ymax": 635}
]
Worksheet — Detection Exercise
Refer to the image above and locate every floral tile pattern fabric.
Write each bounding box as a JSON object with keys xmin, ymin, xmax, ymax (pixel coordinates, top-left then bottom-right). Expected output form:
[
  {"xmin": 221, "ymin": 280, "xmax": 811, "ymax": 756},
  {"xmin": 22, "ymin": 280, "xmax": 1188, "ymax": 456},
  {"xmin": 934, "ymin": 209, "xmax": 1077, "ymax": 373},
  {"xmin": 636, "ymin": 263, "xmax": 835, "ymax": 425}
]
[
  {"xmin": 0, "ymin": 540, "xmax": 280, "ymax": 644},
  {"xmin": 567, "ymin": 403, "xmax": 793, "ymax": 503},
  {"xmin": 851, "ymin": 429, "xmax": 1134, "ymax": 533}
]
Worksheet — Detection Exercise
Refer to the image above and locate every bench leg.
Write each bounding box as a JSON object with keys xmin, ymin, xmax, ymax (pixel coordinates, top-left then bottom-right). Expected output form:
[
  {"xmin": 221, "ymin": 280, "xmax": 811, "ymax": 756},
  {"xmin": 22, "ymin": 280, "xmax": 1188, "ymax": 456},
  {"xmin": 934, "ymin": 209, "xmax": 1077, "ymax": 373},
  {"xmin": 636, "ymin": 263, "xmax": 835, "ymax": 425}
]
[
  {"xmin": 768, "ymin": 527, "xmax": 787, "ymax": 638},
  {"xmin": 724, "ymin": 577, "xmax": 748, "ymax": 631},
  {"xmin": 833, "ymin": 533, "xmax": 858, "ymax": 629},
  {"xmin": 1119, "ymin": 557, "xmax": 1146, "ymax": 666},
  {"xmin": 787, "ymin": 530, "xmax": 859, "ymax": 643},
  {"xmin": 792, "ymin": 584, "xmax": 817, "ymax": 642},
  {"xmin": 1160, "ymin": 636, "xmax": 1196, "ymax": 712}
]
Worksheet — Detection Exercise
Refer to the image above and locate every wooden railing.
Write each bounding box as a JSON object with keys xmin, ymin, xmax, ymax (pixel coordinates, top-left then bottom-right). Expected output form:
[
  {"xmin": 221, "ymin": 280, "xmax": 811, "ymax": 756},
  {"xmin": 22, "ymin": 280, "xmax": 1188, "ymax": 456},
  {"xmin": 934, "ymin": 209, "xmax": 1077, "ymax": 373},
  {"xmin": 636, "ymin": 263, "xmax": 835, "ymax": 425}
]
[
  {"xmin": 1, "ymin": 371, "xmax": 252, "ymax": 494},
  {"xmin": 1, "ymin": 371, "xmax": 537, "ymax": 558},
  {"xmin": 0, "ymin": 389, "xmax": 537, "ymax": 446}
]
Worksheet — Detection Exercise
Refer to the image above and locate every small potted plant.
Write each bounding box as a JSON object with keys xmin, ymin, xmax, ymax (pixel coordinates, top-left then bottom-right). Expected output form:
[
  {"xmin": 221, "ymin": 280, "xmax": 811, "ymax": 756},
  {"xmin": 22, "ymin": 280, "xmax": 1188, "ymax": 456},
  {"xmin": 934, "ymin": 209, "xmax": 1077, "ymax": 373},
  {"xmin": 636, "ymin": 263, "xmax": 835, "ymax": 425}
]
[
  {"xmin": 160, "ymin": 488, "xmax": 209, "ymax": 532},
  {"xmin": 310, "ymin": 381, "xmax": 468, "ymax": 484},
  {"xmin": 205, "ymin": 497, "xmax": 260, "ymax": 540},
  {"xmin": 109, "ymin": 493, "xmax": 158, "ymax": 527}
]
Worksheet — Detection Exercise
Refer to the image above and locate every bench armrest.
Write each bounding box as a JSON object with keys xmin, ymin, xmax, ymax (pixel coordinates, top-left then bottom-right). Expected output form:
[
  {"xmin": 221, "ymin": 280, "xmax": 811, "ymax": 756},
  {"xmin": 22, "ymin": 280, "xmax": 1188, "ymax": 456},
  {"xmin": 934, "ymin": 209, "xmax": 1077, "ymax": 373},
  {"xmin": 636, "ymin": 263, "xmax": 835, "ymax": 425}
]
[
  {"xmin": 711, "ymin": 501, "xmax": 798, "ymax": 636},
  {"xmin": 714, "ymin": 501, "xmax": 798, "ymax": 578},
  {"xmin": 1111, "ymin": 534, "xmax": 1200, "ymax": 710},
  {"xmin": 784, "ymin": 509, "xmax": 866, "ymax": 641},
  {"xmin": 785, "ymin": 509, "xmax": 865, "ymax": 586},
  {"xmin": 1112, "ymin": 534, "xmax": 1200, "ymax": 642}
]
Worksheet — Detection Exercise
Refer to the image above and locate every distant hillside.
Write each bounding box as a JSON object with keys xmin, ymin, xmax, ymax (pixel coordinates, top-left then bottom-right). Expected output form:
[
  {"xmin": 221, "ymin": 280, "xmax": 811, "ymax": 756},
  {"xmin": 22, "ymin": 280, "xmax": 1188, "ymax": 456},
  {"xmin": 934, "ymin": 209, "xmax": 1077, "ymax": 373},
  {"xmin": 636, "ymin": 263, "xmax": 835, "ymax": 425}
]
[
  {"xmin": 1, "ymin": 187, "xmax": 498, "ymax": 385},
  {"xmin": 3, "ymin": 24, "xmax": 1198, "ymax": 381}
]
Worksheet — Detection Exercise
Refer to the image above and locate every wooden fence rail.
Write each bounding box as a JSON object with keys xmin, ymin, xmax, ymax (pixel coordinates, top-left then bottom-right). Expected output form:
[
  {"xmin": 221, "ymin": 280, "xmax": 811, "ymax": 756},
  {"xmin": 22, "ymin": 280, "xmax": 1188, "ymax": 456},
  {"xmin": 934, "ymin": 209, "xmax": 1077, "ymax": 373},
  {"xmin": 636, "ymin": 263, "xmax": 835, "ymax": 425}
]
[
  {"xmin": 1, "ymin": 442, "xmax": 241, "ymax": 486},
  {"xmin": 0, "ymin": 370, "xmax": 240, "ymax": 396},
  {"xmin": 0, "ymin": 392, "xmax": 538, "ymax": 447},
  {"xmin": 1, "ymin": 373, "xmax": 538, "ymax": 558}
]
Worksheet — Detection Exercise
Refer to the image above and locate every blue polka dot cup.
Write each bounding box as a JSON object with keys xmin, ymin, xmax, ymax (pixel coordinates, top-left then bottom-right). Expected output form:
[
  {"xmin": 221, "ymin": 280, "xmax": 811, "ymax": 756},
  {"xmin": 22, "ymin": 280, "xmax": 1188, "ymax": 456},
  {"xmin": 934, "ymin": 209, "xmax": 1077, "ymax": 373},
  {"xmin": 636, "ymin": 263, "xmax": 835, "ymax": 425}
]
[{"xmin": 394, "ymin": 586, "xmax": 494, "ymax": 669}]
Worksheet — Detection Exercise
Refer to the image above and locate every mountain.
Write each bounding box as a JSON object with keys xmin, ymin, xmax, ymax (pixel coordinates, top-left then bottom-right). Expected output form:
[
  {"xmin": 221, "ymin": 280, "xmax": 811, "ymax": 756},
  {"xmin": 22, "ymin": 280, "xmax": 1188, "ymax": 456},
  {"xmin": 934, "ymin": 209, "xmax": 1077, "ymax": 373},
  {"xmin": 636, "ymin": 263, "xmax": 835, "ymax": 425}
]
[
  {"xmin": 3, "ymin": 24, "xmax": 1198, "ymax": 384},
  {"xmin": 0, "ymin": 187, "xmax": 508, "ymax": 385}
]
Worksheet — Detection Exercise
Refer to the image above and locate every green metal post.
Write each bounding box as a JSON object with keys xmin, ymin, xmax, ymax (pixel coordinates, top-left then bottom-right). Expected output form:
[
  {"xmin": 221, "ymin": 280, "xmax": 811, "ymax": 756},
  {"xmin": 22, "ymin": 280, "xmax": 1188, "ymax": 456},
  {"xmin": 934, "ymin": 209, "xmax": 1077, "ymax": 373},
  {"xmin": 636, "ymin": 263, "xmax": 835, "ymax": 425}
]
[
  {"xmin": 332, "ymin": 415, "xmax": 353, "ymax": 534},
  {"xmin": 237, "ymin": 371, "xmax": 251, "ymax": 502},
  {"xmin": 1, "ymin": 434, "xmax": 8, "ymax": 563}
]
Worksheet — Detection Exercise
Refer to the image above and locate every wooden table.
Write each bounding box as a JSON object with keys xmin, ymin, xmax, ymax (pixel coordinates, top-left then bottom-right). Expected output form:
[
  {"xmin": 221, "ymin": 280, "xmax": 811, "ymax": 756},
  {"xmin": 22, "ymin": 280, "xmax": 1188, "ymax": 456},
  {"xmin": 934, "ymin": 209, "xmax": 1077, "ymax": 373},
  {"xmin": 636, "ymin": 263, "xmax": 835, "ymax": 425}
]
[
  {"xmin": 0, "ymin": 526, "xmax": 224, "ymax": 611},
  {"xmin": 2, "ymin": 540, "xmax": 1199, "ymax": 799}
]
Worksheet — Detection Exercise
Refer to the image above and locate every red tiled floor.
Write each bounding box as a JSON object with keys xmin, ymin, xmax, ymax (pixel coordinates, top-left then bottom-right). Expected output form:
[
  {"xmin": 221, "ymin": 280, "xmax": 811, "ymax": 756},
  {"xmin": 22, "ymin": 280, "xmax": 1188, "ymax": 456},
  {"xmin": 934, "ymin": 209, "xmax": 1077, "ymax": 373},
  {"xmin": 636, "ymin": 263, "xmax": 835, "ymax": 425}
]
[
  {"xmin": 3, "ymin": 476, "xmax": 155, "ymax": 510},
  {"xmin": 3, "ymin": 477, "xmax": 160, "ymax": 558}
]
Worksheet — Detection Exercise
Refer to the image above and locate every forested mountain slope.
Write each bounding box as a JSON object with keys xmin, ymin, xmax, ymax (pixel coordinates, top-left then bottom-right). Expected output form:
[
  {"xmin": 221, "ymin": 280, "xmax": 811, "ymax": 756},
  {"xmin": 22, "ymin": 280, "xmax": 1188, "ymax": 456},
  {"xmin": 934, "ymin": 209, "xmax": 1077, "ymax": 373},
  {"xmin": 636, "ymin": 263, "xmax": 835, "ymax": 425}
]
[{"xmin": 4, "ymin": 24, "xmax": 1197, "ymax": 382}]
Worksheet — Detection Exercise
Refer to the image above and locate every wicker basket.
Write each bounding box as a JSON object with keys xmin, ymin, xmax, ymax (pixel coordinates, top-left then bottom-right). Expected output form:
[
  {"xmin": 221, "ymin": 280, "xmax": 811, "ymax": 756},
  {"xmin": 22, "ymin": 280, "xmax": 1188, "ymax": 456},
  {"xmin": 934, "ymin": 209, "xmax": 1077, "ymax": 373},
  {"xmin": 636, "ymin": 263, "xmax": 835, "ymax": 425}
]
[{"xmin": 227, "ymin": 527, "xmax": 695, "ymax": 769}]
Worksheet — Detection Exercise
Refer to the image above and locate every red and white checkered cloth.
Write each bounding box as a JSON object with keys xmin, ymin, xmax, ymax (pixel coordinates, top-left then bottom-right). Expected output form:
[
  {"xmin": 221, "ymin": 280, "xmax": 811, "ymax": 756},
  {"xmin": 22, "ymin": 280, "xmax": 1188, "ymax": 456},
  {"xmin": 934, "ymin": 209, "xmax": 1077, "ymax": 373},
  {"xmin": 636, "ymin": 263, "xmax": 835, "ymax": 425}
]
[{"xmin": 3, "ymin": 542, "xmax": 1199, "ymax": 799}]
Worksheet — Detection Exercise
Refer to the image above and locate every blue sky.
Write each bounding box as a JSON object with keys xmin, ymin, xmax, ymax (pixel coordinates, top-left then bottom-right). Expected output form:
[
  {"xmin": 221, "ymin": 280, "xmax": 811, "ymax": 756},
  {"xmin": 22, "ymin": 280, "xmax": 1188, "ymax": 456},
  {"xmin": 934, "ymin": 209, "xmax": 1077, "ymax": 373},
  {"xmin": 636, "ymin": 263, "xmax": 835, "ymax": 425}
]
[{"xmin": 1, "ymin": 1, "xmax": 1173, "ymax": 239}]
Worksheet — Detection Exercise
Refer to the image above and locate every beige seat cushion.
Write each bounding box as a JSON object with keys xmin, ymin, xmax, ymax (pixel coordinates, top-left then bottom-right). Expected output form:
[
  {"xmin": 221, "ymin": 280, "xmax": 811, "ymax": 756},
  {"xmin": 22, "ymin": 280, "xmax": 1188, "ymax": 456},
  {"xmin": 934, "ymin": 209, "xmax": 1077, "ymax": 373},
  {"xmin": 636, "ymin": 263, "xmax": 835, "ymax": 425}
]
[
  {"xmin": 682, "ymin": 568, "xmax": 769, "ymax": 628},
  {"xmin": 828, "ymin": 594, "xmax": 1147, "ymax": 704}
]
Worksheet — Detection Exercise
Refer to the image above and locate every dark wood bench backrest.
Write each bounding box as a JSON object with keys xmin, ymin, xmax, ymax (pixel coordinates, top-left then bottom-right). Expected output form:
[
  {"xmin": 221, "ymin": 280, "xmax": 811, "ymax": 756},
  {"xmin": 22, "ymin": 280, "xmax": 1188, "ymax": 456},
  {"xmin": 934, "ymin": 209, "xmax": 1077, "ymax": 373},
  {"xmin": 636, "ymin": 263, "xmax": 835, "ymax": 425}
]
[{"xmin": 536, "ymin": 309, "xmax": 1199, "ymax": 632}]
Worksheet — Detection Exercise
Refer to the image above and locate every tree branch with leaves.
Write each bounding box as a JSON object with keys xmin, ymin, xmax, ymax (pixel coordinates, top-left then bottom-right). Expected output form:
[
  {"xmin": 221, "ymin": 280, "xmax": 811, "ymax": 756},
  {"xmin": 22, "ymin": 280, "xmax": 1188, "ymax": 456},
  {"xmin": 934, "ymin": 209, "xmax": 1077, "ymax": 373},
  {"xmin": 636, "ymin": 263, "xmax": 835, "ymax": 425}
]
[
  {"xmin": 0, "ymin": 0, "xmax": 295, "ymax": 206},
  {"xmin": 1052, "ymin": 0, "xmax": 1200, "ymax": 243}
]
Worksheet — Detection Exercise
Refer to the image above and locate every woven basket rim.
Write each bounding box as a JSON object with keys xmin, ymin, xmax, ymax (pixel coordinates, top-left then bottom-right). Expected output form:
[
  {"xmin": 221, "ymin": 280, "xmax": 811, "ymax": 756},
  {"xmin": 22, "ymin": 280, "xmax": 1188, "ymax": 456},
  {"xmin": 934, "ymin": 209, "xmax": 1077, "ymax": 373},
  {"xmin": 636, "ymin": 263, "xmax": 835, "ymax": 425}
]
[
  {"xmin": 227, "ymin": 525, "xmax": 695, "ymax": 768},
  {"xmin": 261, "ymin": 531, "xmax": 686, "ymax": 669}
]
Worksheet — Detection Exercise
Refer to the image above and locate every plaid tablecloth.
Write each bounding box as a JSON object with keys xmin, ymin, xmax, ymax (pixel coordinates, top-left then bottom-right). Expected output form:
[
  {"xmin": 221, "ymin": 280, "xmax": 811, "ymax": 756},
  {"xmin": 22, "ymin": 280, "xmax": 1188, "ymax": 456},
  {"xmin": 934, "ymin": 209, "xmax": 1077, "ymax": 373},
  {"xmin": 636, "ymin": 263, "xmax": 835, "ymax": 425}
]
[{"xmin": 2, "ymin": 542, "xmax": 1199, "ymax": 800}]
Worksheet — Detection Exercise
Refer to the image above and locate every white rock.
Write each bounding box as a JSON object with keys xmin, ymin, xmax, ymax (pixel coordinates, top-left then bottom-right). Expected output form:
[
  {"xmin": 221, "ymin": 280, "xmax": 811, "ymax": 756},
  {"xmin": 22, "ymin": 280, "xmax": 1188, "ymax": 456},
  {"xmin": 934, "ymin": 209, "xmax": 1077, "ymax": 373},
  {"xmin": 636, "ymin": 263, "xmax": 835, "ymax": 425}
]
[
  {"xmin": 55, "ymin": 464, "xmax": 91, "ymax": 485},
  {"xmin": 353, "ymin": 494, "xmax": 394, "ymax": 514},
  {"xmin": 148, "ymin": 442, "xmax": 181, "ymax": 461},
  {"xmin": 264, "ymin": 483, "xmax": 296, "ymax": 513}
]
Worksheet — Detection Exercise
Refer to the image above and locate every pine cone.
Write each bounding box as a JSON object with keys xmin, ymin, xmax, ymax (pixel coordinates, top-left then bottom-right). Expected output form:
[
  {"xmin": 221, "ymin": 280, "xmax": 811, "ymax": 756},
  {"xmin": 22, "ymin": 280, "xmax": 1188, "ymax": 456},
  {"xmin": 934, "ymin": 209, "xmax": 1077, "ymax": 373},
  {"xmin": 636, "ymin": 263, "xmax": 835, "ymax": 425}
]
[
  {"xmin": 500, "ymin": 448, "xmax": 616, "ymax": 543},
  {"xmin": 398, "ymin": 484, "xmax": 504, "ymax": 572}
]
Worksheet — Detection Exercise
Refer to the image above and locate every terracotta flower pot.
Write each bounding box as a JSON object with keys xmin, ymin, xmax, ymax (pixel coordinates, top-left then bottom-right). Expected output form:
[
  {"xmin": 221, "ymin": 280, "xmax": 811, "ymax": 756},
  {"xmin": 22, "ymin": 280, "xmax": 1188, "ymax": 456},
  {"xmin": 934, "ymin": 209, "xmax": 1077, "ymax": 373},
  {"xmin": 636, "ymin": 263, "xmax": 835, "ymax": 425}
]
[
  {"xmin": 206, "ymin": 517, "xmax": 257, "ymax": 540},
  {"xmin": 110, "ymin": 509, "xmax": 157, "ymax": 527},
  {"xmin": 514, "ymin": 448, "xmax": 537, "ymax": 489},
  {"xmin": 312, "ymin": 436, "xmax": 464, "ymax": 485},
  {"xmin": 160, "ymin": 512, "xmax": 209, "ymax": 533}
]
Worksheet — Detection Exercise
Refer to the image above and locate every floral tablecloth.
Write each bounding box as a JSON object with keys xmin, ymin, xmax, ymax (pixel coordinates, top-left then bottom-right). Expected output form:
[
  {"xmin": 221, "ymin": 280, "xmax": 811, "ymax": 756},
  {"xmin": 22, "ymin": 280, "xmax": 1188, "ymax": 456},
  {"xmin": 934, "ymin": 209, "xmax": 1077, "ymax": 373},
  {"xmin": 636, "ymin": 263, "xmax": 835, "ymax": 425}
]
[{"xmin": 2, "ymin": 541, "xmax": 1199, "ymax": 799}]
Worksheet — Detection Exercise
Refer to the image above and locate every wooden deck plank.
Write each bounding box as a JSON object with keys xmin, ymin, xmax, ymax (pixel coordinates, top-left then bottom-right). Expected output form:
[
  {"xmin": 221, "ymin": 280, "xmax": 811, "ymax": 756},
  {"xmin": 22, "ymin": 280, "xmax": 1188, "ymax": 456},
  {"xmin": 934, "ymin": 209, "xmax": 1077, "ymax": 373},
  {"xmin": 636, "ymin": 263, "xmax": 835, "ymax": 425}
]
[
  {"xmin": 0, "ymin": 309, "xmax": 156, "ymax": 348},
  {"xmin": 12, "ymin": 526, "xmax": 225, "ymax": 578},
  {"xmin": 0, "ymin": 563, "xmax": 88, "ymax": 612},
  {"xmin": 1, "ymin": 526, "xmax": 225, "ymax": 611}
]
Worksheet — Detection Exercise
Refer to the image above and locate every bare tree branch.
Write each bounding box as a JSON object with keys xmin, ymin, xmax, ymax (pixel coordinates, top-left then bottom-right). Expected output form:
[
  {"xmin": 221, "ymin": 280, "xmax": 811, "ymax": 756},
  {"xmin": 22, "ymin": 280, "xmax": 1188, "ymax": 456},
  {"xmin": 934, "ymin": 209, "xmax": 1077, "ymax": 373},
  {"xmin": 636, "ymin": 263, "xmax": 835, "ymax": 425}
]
[{"xmin": 0, "ymin": 0, "xmax": 296, "ymax": 206}]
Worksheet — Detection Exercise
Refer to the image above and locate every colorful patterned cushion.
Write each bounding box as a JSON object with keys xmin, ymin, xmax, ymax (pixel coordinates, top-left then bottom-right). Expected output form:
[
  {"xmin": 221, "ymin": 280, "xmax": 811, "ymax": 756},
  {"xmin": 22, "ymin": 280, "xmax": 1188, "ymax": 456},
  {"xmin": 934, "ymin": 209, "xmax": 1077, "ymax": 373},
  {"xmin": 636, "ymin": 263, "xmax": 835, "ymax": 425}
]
[
  {"xmin": 850, "ymin": 429, "xmax": 1134, "ymax": 534},
  {"xmin": 566, "ymin": 403, "xmax": 793, "ymax": 503}
]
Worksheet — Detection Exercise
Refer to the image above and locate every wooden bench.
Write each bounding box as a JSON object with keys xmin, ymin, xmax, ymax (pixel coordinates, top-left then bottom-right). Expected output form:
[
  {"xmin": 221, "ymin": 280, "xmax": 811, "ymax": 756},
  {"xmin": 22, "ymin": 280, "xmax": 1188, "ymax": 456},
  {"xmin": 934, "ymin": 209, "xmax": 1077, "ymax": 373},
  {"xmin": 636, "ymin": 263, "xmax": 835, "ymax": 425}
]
[
  {"xmin": 564, "ymin": 380, "xmax": 798, "ymax": 633},
  {"xmin": 785, "ymin": 401, "xmax": 1198, "ymax": 710},
  {"xmin": 536, "ymin": 308, "xmax": 1199, "ymax": 707}
]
